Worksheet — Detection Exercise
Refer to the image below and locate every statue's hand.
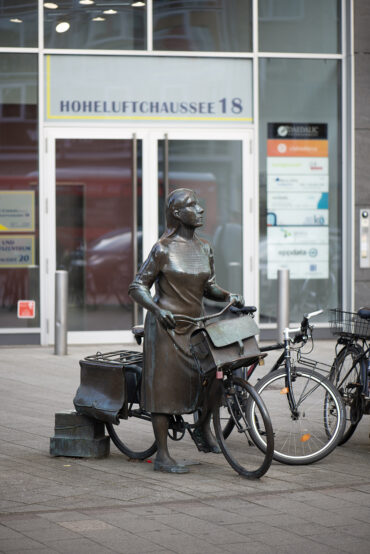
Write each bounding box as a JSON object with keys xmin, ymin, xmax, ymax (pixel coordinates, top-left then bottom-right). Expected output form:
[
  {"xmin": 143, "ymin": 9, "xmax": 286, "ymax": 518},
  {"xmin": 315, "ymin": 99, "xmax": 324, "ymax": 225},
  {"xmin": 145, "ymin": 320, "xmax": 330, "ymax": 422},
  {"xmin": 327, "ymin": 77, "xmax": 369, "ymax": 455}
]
[
  {"xmin": 154, "ymin": 308, "xmax": 176, "ymax": 329},
  {"xmin": 229, "ymin": 294, "xmax": 244, "ymax": 308}
]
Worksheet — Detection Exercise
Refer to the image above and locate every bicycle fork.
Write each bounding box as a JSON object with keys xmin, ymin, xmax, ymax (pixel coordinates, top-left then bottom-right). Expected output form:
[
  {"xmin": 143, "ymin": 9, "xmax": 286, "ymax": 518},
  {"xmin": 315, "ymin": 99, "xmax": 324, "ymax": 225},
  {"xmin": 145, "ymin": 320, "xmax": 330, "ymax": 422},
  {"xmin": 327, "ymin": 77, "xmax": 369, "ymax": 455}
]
[{"xmin": 283, "ymin": 329, "xmax": 299, "ymax": 419}]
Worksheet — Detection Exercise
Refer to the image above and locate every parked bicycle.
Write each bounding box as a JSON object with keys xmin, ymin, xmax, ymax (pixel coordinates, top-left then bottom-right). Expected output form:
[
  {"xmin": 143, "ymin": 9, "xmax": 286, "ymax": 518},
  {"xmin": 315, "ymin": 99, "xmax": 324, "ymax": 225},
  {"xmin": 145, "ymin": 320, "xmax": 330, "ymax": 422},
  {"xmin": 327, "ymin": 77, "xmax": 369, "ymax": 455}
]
[
  {"xmin": 240, "ymin": 310, "xmax": 345, "ymax": 465},
  {"xmin": 328, "ymin": 307, "xmax": 370, "ymax": 444},
  {"xmin": 87, "ymin": 303, "xmax": 275, "ymax": 479}
]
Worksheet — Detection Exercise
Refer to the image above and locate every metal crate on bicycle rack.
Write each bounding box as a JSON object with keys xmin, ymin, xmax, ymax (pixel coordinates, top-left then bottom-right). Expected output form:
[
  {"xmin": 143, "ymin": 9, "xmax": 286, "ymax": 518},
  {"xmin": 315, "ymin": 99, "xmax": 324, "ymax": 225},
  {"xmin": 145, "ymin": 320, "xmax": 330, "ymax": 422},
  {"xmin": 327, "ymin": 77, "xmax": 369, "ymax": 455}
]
[
  {"xmin": 73, "ymin": 350, "xmax": 143, "ymax": 424},
  {"xmin": 329, "ymin": 309, "xmax": 370, "ymax": 340}
]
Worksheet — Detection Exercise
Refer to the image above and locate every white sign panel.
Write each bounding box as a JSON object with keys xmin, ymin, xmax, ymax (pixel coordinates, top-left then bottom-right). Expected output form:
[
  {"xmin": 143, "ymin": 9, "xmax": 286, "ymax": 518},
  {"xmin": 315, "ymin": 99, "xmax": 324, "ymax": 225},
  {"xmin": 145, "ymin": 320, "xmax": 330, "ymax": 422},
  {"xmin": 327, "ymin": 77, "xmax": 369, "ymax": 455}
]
[
  {"xmin": 45, "ymin": 55, "xmax": 253, "ymax": 123},
  {"xmin": 266, "ymin": 123, "xmax": 329, "ymax": 280}
]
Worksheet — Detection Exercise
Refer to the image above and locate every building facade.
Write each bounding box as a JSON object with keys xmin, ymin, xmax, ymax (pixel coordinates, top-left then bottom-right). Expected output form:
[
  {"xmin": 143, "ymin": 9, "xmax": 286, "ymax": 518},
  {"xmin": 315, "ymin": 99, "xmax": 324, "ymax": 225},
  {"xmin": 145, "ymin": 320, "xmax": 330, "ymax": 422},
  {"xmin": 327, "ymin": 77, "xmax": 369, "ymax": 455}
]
[{"xmin": 0, "ymin": 0, "xmax": 367, "ymax": 346}]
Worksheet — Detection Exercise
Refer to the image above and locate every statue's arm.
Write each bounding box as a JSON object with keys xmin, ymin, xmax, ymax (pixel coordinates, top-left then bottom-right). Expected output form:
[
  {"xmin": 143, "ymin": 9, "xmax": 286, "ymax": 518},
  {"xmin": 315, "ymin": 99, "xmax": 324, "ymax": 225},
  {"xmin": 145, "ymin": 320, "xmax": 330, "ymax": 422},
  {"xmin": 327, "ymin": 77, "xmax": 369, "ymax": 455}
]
[{"xmin": 128, "ymin": 243, "xmax": 176, "ymax": 329}]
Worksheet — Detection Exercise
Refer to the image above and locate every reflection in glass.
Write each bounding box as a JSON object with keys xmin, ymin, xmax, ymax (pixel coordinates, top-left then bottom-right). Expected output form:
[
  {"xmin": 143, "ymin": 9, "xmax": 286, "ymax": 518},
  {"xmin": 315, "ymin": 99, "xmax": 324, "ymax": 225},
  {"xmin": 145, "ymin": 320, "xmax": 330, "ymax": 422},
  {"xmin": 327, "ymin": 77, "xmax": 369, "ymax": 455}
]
[
  {"xmin": 259, "ymin": 0, "xmax": 341, "ymax": 54},
  {"xmin": 0, "ymin": 54, "xmax": 39, "ymax": 329},
  {"xmin": 44, "ymin": 0, "xmax": 146, "ymax": 50},
  {"xmin": 153, "ymin": 0, "xmax": 252, "ymax": 52},
  {"xmin": 158, "ymin": 139, "xmax": 243, "ymax": 299},
  {"xmin": 259, "ymin": 58, "xmax": 342, "ymax": 323},
  {"xmin": 55, "ymin": 139, "xmax": 142, "ymax": 331},
  {"xmin": 0, "ymin": 1, "xmax": 38, "ymax": 47}
]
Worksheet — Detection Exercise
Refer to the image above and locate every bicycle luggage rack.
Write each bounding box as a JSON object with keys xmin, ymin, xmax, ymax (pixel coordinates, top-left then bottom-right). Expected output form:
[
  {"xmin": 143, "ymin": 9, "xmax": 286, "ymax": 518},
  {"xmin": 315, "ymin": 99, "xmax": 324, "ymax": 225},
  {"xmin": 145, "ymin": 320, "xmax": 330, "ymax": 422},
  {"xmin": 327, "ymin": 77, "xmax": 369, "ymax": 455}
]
[
  {"xmin": 84, "ymin": 349, "xmax": 143, "ymax": 366},
  {"xmin": 296, "ymin": 354, "xmax": 331, "ymax": 376},
  {"xmin": 329, "ymin": 309, "xmax": 370, "ymax": 340}
]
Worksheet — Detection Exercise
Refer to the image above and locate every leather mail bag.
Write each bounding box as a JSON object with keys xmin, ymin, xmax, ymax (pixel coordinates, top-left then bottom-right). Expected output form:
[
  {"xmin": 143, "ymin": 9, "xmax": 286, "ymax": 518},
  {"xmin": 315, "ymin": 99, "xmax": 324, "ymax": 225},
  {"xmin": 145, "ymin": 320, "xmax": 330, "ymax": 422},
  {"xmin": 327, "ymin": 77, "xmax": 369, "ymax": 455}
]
[{"xmin": 190, "ymin": 314, "xmax": 263, "ymax": 375}]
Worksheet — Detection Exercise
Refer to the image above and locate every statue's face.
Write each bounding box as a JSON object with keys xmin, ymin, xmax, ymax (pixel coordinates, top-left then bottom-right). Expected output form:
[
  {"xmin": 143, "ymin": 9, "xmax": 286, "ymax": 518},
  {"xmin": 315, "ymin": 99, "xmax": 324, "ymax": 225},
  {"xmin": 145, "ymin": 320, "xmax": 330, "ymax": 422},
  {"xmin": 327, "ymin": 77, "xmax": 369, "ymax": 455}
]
[{"xmin": 174, "ymin": 192, "xmax": 204, "ymax": 228}]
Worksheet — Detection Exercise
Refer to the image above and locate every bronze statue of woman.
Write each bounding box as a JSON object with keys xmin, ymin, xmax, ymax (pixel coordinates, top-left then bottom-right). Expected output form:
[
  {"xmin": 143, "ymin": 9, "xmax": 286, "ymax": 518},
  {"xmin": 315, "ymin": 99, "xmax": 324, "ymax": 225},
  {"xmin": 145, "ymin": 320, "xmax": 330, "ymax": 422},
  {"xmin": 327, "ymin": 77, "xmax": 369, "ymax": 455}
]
[{"xmin": 129, "ymin": 188, "xmax": 243, "ymax": 473}]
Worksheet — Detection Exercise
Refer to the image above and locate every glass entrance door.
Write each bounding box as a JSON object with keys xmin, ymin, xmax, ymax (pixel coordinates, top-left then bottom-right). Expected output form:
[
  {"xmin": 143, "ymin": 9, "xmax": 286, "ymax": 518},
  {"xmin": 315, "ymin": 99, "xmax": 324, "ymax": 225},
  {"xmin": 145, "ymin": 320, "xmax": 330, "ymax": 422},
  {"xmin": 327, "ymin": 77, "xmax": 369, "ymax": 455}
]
[
  {"xmin": 156, "ymin": 130, "xmax": 255, "ymax": 306},
  {"xmin": 43, "ymin": 130, "xmax": 143, "ymax": 344},
  {"xmin": 43, "ymin": 128, "xmax": 254, "ymax": 345}
]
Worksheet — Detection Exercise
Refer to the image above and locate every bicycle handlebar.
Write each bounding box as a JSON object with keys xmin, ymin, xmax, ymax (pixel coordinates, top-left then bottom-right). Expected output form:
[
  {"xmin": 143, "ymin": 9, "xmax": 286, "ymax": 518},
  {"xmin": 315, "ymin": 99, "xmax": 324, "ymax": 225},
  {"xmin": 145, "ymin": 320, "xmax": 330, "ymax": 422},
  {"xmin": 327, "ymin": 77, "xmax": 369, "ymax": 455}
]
[{"xmin": 172, "ymin": 301, "xmax": 257, "ymax": 325}]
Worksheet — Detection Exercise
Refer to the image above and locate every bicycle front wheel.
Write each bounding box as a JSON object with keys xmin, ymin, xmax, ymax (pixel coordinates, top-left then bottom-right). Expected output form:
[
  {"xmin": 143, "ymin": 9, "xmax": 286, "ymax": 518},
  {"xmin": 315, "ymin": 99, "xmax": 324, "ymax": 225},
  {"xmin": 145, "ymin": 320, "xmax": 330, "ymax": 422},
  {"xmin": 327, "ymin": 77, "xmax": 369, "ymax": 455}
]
[
  {"xmin": 213, "ymin": 377, "xmax": 274, "ymax": 479},
  {"xmin": 106, "ymin": 409, "xmax": 157, "ymax": 460},
  {"xmin": 329, "ymin": 344, "xmax": 365, "ymax": 445},
  {"xmin": 247, "ymin": 368, "xmax": 345, "ymax": 465}
]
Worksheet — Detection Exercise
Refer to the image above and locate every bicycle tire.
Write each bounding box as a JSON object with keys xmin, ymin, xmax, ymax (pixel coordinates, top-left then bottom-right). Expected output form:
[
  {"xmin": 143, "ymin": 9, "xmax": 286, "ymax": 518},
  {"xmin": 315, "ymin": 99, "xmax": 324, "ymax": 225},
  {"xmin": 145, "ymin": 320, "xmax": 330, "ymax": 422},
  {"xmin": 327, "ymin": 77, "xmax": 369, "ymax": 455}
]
[
  {"xmin": 247, "ymin": 368, "xmax": 345, "ymax": 465},
  {"xmin": 213, "ymin": 377, "xmax": 274, "ymax": 479},
  {"xmin": 329, "ymin": 344, "xmax": 365, "ymax": 445},
  {"xmin": 106, "ymin": 412, "xmax": 157, "ymax": 460}
]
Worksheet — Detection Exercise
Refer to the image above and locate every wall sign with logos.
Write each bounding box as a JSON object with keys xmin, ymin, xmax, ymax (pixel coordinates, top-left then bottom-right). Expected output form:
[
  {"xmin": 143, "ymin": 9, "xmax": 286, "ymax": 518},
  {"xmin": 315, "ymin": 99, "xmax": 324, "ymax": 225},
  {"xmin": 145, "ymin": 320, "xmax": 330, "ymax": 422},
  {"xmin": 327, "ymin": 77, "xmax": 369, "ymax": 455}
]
[
  {"xmin": 0, "ymin": 191, "xmax": 35, "ymax": 232},
  {"xmin": 45, "ymin": 55, "xmax": 253, "ymax": 123},
  {"xmin": 266, "ymin": 123, "xmax": 329, "ymax": 280}
]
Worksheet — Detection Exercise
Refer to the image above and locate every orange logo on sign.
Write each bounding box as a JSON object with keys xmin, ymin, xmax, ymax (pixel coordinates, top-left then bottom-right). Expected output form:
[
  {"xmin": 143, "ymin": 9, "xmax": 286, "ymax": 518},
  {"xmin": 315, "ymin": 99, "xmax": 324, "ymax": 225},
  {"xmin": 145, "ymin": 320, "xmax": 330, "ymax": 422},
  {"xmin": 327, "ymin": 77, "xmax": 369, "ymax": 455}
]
[
  {"xmin": 17, "ymin": 300, "xmax": 36, "ymax": 319},
  {"xmin": 267, "ymin": 139, "xmax": 328, "ymax": 157}
]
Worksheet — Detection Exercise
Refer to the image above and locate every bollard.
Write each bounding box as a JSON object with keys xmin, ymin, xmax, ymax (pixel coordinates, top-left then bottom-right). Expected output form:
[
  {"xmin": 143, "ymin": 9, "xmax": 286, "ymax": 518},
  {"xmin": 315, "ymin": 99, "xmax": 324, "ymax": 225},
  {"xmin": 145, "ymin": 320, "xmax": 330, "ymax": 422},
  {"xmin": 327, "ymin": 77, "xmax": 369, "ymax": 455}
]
[
  {"xmin": 277, "ymin": 268, "xmax": 290, "ymax": 341},
  {"xmin": 55, "ymin": 270, "xmax": 68, "ymax": 355}
]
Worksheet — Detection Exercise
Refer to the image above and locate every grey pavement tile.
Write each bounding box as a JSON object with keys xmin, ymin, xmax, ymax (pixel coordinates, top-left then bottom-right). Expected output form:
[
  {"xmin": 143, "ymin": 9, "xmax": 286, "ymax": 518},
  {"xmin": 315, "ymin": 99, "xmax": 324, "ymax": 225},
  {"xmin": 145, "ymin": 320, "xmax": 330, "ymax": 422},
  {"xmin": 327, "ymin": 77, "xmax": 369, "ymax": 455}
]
[
  {"xmin": 252, "ymin": 530, "xmax": 324, "ymax": 549},
  {"xmin": 97, "ymin": 513, "xmax": 171, "ymax": 533},
  {"xmin": 309, "ymin": 531, "xmax": 370, "ymax": 553},
  {"xmin": 340, "ymin": 523, "xmax": 370, "ymax": 539},
  {"xmin": 141, "ymin": 529, "xmax": 226, "ymax": 554},
  {"xmin": 0, "ymin": 536, "xmax": 47, "ymax": 551},
  {"xmin": 222, "ymin": 539, "xmax": 274, "ymax": 554},
  {"xmin": 1, "ymin": 517, "xmax": 61, "ymax": 532},
  {"xmin": 21, "ymin": 525, "xmax": 82, "ymax": 542},
  {"xmin": 274, "ymin": 543, "xmax": 340, "ymax": 554},
  {"xmin": 325, "ymin": 488, "xmax": 370, "ymax": 506},
  {"xmin": 45, "ymin": 537, "xmax": 117, "ymax": 554},
  {"xmin": 150, "ymin": 513, "xmax": 247, "ymax": 544},
  {"xmin": 58, "ymin": 519, "xmax": 116, "ymax": 532},
  {"xmin": 0, "ymin": 526, "xmax": 23, "ymax": 540},
  {"xmin": 74, "ymin": 527, "xmax": 170, "ymax": 553},
  {"xmin": 165, "ymin": 501, "xmax": 275, "ymax": 524},
  {"xmin": 330, "ymin": 504, "xmax": 370, "ymax": 524},
  {"xmin": 118, "ymin": 504, "xmax": 178, "ymax": 517},
  {"xmin": 38, "ymin": 511, "xmax": 94, "ymax": 523},
  {"xmin": 223, "ymin": 521, "xmax": 274, "ymax": 536},
  {"xmin": 6, "ymin": 550, "xmax": 58, "ymax": 554}
]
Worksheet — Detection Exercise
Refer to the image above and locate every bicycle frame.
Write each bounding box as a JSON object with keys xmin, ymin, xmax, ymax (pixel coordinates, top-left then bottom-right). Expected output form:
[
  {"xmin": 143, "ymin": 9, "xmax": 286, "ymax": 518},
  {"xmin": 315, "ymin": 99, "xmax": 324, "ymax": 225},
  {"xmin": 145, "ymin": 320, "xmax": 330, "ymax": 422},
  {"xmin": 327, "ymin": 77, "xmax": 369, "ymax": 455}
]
[
  {"xmin": 245, "ymin": 310, "xmax": 325, "ymax": 419},
  {"xmin": 335, "ymin": 339, "xmax": 370, "ymax": 399}
]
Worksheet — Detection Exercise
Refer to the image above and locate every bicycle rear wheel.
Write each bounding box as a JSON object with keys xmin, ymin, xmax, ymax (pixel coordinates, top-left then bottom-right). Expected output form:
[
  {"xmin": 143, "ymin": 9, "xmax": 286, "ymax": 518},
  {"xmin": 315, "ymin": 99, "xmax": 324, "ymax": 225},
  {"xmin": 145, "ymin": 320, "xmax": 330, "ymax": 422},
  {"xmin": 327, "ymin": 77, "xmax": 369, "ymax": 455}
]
[
  {"xmin": 247, "ymin": 368, "xmax": 345, "ymax": 465},
  {"xmin": 329, "ymin": 344, "xmax": 365, "ymax": 445},
  {"xmin": 106, "ymin": 409, "xmax": 157, "ymax": 460},
  {"xmin": 213, "ymin": 377, "xmax": 274, "ymax": 479}
]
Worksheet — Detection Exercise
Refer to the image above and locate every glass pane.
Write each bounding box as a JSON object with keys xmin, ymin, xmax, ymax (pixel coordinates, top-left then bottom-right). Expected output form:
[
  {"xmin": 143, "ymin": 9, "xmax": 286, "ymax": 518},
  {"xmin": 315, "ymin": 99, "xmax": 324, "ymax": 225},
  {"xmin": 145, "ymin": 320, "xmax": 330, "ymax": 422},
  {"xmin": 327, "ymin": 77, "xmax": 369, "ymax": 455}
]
[
  {"xmin": 153, "ymin": 0, "xmax": 252, "ymax": 52},
  {"xmin": 0, "ymin": 0, "xmax": 38, "ymax": 47},
  {"xmin": 158, "ymin": 139, "xmax": 243, "ymax": 300},
  {"xmin": 55, "ymin": 139, "xmax": 142, "ymax": 331},
  {"xmin": 0, "ymin": 54, "xmax": 39, "ymax": 329},
  {"xmin": 259, "ymin": 58, "xmax": 342, "ymax": 323},
  {"xmin": 44, "ymin": 0, "xmax": 146, "ymax": 50},
  {"xmin": 259, "ymin": 0, "xmax": 341, "ymax": 53}
]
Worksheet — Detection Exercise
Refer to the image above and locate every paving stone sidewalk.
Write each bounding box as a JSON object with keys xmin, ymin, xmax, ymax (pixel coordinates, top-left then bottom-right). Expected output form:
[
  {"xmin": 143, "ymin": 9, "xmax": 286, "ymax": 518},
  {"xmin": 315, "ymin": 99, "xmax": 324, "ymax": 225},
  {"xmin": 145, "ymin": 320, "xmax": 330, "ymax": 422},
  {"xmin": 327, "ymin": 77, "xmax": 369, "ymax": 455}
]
[{"xmin": 0, "ymin": 341, "xmax": 369, "ymax": 554}]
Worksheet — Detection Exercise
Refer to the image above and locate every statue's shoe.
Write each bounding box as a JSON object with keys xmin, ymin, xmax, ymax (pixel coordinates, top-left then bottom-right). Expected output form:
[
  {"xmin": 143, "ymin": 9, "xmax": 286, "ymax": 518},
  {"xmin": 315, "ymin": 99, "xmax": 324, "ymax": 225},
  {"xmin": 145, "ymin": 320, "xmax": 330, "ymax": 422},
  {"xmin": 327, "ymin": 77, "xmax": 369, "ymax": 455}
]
[
  {"xmin": 191, "ymin": 428, "xmax": 222, "ymax": 454},
  {"xmin": 153, "ymin": 460, "xmax": 189, "ymax": 473}
]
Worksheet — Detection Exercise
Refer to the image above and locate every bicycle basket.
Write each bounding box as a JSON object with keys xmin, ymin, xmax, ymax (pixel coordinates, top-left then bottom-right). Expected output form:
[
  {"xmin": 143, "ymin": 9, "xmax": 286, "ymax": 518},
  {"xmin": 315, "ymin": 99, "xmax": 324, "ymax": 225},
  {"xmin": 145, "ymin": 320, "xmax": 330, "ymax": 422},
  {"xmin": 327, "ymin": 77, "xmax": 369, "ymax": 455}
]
[
  {"xmin": 329, "ymin": 309, "xmax": 370, "ymax": 340},
  {"xmin": 190, "ymin": 313, "xmax": 263, "ymax": 374},
  {"xmin": 73, "ymin": 350, "xmax": 143, "ymax": 424}
]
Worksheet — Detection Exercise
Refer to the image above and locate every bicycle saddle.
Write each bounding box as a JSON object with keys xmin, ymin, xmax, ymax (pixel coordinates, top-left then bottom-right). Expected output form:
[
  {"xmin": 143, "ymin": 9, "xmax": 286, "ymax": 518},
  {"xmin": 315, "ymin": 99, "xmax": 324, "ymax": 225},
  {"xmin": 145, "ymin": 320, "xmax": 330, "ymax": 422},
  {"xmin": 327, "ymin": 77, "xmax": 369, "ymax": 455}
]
[
  {"xmin": 357, "ymin": 307, "xmax": 370, "ymax": 320},
  {"xmin": 132, "ymin": 325, "xmax": 144, "ymax": 345}
]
